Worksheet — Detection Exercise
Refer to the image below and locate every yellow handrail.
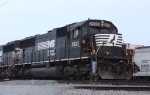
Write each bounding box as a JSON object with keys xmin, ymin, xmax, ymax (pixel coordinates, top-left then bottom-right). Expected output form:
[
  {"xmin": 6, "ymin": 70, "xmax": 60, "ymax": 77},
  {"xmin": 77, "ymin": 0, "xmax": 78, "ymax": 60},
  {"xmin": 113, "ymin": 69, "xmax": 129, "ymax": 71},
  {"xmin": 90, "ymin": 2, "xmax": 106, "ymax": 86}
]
[
  {"xmin": 126, "ymin": 44, "xmax": 134, "ymax": 66},
  {"xmin": 96, "ymin": 45, "xmax": 101, "ymax": 53}
]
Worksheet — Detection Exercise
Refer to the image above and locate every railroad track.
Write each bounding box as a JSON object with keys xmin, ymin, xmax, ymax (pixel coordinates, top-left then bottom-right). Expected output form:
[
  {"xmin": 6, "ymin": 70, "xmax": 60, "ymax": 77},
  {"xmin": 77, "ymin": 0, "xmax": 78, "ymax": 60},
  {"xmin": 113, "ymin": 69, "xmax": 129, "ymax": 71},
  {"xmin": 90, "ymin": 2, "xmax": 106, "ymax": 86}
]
[
  {"xmin": 75, "ymin": 86, "xmax": 150, "ymax": 91},
  {"xmin": 56, "ymin": 79, "xmax": 150, "ymax": 86},
  {"xmin": 56, "ymin": 79, "xmax": 150, "ymax": 91},
  {"xmin": 1, "ymin": 78, "xmax": 150, "ymax": 86}
]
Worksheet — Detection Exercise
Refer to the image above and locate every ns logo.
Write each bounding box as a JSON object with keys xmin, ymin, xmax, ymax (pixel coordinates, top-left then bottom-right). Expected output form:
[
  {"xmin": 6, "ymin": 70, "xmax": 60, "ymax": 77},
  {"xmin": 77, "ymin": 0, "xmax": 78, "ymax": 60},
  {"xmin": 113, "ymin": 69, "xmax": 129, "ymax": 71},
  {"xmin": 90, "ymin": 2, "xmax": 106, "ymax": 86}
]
[
  {"xmin": 48, "ymin": 40, "xmax": 55, "ymax": 48},
  {"xmin": 37, "ymin": 39, "xmax": 55, "ymax": 50}
]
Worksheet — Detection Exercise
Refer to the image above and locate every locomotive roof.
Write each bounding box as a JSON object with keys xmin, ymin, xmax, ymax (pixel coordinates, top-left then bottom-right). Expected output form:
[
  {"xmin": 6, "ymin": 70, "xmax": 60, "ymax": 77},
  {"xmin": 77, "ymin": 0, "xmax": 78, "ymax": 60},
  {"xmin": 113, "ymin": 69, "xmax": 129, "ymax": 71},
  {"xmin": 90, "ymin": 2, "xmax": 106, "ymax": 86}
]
[
  {"xmin": 6, "ymin": 40, "xmax": 20, "ymax": 45},
  {"xmin": 20, "ymin": 35, "xmax": 36, "ymax": 41},
  {"xmin": 70, "ymin": 20, "xmax": 87, "ymax": 31},
  {"xmin": 69, "ymin": 19, "xmax": 117, "ymax": 31}
]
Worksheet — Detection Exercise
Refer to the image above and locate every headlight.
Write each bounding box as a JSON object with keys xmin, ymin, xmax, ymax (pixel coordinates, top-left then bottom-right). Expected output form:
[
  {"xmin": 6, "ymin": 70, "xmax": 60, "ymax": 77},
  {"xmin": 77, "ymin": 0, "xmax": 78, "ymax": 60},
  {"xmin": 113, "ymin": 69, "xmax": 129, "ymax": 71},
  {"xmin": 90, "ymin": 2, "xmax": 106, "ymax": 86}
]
[{"xmin": 105, "ymin": 51, "xmax": 109, "ymax": 55}]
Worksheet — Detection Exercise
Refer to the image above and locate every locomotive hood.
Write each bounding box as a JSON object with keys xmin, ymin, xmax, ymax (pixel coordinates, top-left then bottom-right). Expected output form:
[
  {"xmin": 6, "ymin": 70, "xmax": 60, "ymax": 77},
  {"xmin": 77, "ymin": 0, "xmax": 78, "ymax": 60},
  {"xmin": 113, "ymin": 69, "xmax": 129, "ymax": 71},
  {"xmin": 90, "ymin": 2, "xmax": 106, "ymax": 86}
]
[
  {"xmin": 94, "ymin": 33, "xmax": 122, "ymax": 48},
  {"xmin": 92, "ymin": 33, "xmax": 123, "ymax": 57}
]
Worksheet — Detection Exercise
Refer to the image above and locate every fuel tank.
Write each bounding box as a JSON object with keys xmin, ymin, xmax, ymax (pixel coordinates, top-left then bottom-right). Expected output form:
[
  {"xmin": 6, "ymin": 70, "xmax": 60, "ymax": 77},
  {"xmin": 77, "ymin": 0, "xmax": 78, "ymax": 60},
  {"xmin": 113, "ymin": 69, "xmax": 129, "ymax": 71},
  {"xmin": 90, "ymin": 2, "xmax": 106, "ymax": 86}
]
[{"xmin": 30, "ymin": 67, "xmax": 63, "ymax": 78}]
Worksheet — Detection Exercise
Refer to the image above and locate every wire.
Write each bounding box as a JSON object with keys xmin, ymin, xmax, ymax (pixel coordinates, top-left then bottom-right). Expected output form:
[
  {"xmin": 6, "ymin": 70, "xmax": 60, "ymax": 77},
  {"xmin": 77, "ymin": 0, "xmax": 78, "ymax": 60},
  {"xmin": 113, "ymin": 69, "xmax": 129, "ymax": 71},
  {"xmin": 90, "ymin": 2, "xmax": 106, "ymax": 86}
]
[{"xmin": 0, "ymin": 0, "xmax": 9, "ymax": 7}]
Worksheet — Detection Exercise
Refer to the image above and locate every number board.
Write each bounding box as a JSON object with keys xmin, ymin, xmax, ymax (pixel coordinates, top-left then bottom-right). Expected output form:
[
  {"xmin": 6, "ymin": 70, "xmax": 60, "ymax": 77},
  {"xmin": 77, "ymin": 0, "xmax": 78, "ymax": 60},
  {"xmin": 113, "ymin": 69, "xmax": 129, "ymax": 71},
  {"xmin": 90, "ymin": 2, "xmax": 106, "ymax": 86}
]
[
  {"xmin": 72, "ymin": 41, "xmax": 79, "ymax": 47},
  {"xmin": 104, "ymin": 23, "xmax": 111, "ymax": 28},
  {"xmin": 89, "ymin": 22, "xmax": 101, "ymax": 27},
  {"xmin": 89, "ymin": 22, "xmax": 111, "ymax": 28}
]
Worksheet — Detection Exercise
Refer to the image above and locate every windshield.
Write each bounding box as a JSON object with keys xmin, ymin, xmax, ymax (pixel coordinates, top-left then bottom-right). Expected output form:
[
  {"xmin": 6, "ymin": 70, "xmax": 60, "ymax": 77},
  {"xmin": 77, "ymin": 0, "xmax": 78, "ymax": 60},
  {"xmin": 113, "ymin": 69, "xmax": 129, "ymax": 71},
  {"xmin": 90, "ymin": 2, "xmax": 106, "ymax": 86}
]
[{"xmin": 90, "ymin": 27, "xmax": 117, "ymax": 34}]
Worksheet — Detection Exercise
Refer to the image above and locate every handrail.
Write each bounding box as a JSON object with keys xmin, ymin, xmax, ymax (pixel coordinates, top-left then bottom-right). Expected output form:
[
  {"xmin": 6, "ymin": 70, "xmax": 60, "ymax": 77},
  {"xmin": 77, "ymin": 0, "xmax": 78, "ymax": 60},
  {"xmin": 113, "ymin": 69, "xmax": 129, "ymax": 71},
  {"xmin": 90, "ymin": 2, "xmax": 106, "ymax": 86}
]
[
  {"xmin": 107, "ymin": 60, "xmax": 130, "ymax": 66},
  {"xmin": 126, "ymin": 44, "xmax": 134, "ymax": 63}
]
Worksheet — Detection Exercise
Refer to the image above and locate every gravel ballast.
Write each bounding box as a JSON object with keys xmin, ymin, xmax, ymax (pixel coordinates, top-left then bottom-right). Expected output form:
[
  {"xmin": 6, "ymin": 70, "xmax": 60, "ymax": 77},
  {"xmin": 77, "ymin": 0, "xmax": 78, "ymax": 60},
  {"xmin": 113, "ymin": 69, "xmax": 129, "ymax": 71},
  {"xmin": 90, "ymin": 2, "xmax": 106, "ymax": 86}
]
[
  {"xmin": 0, "ymin": 80, "xmax": 150, "ymax": 95},
  {"xmin": 59, "ymin": 89, "xmax": 150, "ymax": 95}
]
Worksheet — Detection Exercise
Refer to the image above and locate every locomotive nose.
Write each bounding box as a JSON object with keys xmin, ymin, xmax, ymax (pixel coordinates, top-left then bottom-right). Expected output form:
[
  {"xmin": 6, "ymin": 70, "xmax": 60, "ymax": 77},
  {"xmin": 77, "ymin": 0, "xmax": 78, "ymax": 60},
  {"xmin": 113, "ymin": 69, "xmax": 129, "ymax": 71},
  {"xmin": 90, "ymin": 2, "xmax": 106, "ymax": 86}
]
[{"xmin": 94, "ymin": 33, "xmax": 123, "ymax": 58}]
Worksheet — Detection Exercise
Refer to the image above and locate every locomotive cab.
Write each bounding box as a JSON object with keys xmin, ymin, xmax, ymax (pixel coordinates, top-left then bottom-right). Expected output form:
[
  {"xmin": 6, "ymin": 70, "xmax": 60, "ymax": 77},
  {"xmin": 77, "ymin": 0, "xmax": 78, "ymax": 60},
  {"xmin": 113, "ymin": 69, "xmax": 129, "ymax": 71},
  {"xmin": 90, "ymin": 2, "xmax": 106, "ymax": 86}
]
[
  {"xmin": 89, "ymin": 20, "xmax": 123, "ymax": 58},
  {"xmin": 68, "ymin": 19, "xmax": 133, "ymax": 79},
  {"xmin": 69, "ymin": 19, "xmax": 123, "ymax": 59}
]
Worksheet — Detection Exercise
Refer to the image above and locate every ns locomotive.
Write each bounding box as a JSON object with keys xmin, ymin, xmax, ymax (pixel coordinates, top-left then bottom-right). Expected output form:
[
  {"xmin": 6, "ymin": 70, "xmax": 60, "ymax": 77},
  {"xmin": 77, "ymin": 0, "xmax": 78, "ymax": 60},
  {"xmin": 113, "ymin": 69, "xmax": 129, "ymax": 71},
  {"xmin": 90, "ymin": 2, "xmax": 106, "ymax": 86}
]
[{"xmin": 0, "ymin": 19, "xmax": 134, "ymax": 80}]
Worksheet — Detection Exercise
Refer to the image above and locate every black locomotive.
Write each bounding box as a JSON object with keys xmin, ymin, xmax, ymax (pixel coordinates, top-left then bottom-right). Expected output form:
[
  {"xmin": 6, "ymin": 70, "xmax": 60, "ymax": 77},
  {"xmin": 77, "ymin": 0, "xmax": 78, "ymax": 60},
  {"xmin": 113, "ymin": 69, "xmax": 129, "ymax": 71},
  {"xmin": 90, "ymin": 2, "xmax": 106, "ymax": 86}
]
[{"xmin": 0, "ymin": 19, "xmax": 133, "ymax": 80}]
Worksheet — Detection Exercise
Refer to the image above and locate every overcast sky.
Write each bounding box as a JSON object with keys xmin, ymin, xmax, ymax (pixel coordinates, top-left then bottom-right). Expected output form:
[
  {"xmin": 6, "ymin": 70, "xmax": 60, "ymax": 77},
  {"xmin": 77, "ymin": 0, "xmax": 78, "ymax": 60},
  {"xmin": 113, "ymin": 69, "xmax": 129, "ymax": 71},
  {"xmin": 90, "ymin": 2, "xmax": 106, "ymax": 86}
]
[{"xmin": 0, "ymin": 0, "xmax": 149, "ymax": 46}]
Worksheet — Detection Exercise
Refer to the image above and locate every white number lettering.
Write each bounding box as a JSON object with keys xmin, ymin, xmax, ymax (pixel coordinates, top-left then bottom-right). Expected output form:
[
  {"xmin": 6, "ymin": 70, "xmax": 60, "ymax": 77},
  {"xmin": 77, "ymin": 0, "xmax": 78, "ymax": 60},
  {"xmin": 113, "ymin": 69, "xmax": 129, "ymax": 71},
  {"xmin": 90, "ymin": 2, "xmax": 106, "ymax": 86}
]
[{"xmin": 72, "ymin": 41, "xmax": 79, "ymax": 47}]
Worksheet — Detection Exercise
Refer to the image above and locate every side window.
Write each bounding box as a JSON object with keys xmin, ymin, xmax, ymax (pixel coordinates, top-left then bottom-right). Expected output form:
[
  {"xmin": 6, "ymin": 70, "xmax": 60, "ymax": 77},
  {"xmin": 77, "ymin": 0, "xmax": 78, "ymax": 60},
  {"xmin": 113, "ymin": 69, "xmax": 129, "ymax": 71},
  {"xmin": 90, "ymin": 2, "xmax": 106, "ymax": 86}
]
[
  {"xmin": 111, "ymin": 29, "xmax": 117, "ymax": 33},
  {"xmin": 73, "ymin": 29, "xmax": 79, "ymax": 38},
  {"xmin": 82, "ymin": 26, "xmax": 87, "ymax": 36}
]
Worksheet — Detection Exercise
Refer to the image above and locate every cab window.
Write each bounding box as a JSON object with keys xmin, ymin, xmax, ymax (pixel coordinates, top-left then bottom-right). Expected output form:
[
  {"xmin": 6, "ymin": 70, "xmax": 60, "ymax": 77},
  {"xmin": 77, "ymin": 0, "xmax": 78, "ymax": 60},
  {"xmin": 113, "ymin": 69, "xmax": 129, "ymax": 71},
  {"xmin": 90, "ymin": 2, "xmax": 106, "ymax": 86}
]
[
  {"xmin": 90, "ymin": 27, "xmax": 99, "ymax": 33},
  {"xmin": 82, "ymin": 26, "xmax": 87, "ymax": 36},
  {"xmin": 73, "ymin": 29, "xmax": 79, "ymax": 38}
]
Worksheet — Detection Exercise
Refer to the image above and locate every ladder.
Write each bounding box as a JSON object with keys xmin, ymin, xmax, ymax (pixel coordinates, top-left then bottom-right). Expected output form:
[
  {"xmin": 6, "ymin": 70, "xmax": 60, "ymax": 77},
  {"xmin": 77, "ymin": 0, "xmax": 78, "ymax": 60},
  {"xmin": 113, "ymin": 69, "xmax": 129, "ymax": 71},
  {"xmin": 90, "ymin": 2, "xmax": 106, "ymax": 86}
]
[{"xmin": 90, "ymin": 72, "xmax": 98, "ymax": 83}]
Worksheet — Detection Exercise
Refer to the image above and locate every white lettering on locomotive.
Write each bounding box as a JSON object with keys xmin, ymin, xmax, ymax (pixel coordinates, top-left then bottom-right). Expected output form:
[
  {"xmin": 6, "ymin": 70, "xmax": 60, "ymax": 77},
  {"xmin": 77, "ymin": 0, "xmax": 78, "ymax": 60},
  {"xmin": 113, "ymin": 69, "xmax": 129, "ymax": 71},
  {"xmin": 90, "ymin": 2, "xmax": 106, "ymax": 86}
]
[
  {"xmin": 72, "ymin": 41, "xmax": 79, "ymax": 47},
  {"xmin": 47, "ymin": 50, "xmax": 55, "ymax": 56},
  {"xmin": 89, "ymin": 22, "xmax": 101, "ymax": 27},
  {"xmin": 48, "ymin": 40, "xmax": 55, "ymax": 48},
  {"xmin": 37, "ymin": 40, "xmax": 55, "ymax": 56},
  {"xmin": 37, "ymin": 40, "xmax": 55, "ymax": 50}
]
